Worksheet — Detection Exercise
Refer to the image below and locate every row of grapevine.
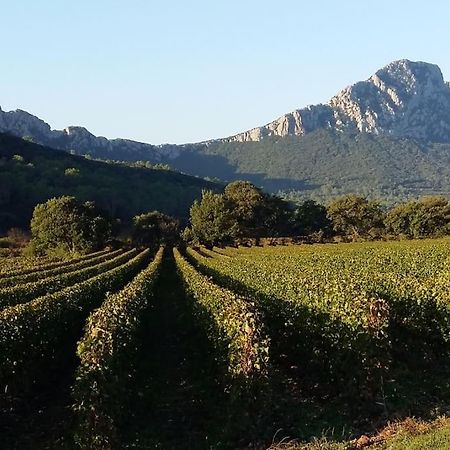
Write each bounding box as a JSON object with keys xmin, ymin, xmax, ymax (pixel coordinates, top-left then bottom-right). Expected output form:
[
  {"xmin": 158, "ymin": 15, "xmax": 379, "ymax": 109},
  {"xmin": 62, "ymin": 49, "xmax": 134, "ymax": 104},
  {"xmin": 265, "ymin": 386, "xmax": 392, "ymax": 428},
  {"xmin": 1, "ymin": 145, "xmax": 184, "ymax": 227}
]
[
  {"xmin": 0, "ymin": 248, "xmax": 151, "ymax": 395},
  {"xmin": 217, "ymin": 238, "xmax": 450, "ymax": 279},
  {"xmin": 361, "ymin": 272, "xmax": 450, "ymax": 344},
  {"xmin": 217, "ymin": 243, "xmax": 450, "ymax": 346},
  {"xmin": 0, "ymin": 248, "xmax": 139, "ymax": 309},
  {"xmin": 0, "ymin": 248, "xmax": 110, "ymax": 278},
  {"xmin": 174, "ymin": 248, "xmax": 269, "ymax": 385},
  {"xmin": 73, "ymin": 247, "xmax": 164, "ymax": 448},
  {"xmin": 0, "ymin": 248, "xmax": 123, "ymax": 289},
  {"xmin": 0, "ymin": 255, "xmax": 51, "ymax": 273},
  {"xmin": 186, "ymin": 247, "xmax": 391, "ymax": 394}
]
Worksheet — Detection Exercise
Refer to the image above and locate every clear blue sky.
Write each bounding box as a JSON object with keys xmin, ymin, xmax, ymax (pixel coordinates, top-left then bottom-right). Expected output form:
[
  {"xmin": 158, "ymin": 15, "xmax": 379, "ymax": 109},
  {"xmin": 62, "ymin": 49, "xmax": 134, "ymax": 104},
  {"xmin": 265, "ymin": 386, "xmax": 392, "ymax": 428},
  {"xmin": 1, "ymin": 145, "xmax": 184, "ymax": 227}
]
[{"xmin": 1, "ymin": 0, "xmax": 449, "ymax": 144}]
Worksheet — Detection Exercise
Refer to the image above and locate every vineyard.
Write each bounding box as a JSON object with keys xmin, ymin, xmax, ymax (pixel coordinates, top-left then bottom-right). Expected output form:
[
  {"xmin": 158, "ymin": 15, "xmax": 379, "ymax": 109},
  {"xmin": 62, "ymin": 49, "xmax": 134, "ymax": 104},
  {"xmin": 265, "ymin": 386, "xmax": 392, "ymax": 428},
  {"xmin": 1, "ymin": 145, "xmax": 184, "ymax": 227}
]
[{"xmin": 1, "ymin": 239, "xmax": 450, "ymax": 449}]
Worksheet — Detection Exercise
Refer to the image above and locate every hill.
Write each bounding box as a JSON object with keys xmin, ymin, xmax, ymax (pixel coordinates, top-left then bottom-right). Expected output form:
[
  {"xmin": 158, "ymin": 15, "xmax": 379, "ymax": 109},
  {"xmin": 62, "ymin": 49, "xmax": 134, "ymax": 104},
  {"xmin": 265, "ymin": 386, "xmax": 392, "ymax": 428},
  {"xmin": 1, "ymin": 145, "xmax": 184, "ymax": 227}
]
[
  {"xmin": 181, "ymin": 130, "xmax": 450, "ymax": 203},
  {"xmin": 222, "ymin": 59, "xmax": 450, "ymax": 144},
  {"xmin": 2, "ymin": 59, "xmax": 450, "ymax": 201},
  {"xmin": 0, "ymin": 133, "xmax": 219, "ymax": 233}
]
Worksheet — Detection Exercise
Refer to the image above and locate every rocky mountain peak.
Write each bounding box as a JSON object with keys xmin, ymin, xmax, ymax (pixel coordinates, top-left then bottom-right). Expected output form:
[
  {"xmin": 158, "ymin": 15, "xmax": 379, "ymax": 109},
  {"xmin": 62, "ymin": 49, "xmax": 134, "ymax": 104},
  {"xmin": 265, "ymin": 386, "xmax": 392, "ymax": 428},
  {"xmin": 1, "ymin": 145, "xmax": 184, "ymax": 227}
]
[
  {"xmin": 226, "ymin": 59, "xmax": 450, "ymax": 143},
  {"xmin": 372, "ymin": 59, "xmax": 445, "ymax": 95},
  {"xmin": 329, "ymin": 59, "xmax": 450, "ymax": 140},
  {"xmin": 0, "ymin": 108, "xmax": 51, "ymax": 138},
  {"xmin": 0, "ymin": 59, "xmax": 449, "ymax": 156}
]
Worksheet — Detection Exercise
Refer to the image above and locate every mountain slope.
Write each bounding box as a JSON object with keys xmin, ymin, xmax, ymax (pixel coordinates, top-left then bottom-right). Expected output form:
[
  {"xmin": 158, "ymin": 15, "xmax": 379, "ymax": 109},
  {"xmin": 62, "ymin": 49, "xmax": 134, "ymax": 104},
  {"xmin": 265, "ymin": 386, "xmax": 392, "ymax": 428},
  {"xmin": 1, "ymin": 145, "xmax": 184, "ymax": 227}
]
[
  {"xmin": 0, "ymin": 107, "xmax": 178, "ymax": 162},
  {"xmin": 0, "ymin": 133, "xmax": 218, "ymax": 232},
  {"xmin": 2, "ymin": 59, "xmax": 450, "ymax": 200},
  {"xmin": 176, "ymin": 130, "xmax": 450, "ymax": 201},
  {"xmin": 225, "ymin": 60, "xmax": 450, "ymax": 143}
]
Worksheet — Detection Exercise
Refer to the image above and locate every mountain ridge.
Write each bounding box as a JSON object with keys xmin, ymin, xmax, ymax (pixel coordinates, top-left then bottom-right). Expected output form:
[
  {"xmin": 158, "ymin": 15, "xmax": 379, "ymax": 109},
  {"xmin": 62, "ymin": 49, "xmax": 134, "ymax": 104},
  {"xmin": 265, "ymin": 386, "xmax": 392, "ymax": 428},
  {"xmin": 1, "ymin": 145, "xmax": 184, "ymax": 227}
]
[
  {"xmin": 2, "ymin": 60, "xmax": 449, "ymax": 153},
  {"xmin": 222, "ymin": 60, "xmax": 450, "ymax": 143},
  {"xmin": 0, "ymin": 132, "xmax": 218, "ymax": 232},
  {"xmin": 2, "ymin": 59, "xmax": 450, "ymax": 201}
]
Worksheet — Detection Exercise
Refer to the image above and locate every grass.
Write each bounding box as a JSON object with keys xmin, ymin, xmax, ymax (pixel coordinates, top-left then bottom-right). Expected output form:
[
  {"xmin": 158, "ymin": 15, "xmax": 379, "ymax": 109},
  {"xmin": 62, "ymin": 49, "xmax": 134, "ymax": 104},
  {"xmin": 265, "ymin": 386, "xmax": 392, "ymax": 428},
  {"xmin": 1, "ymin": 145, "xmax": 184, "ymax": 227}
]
[{"xmin": 268, "ymin": 418, "xmax": 450, "ymax": 449}]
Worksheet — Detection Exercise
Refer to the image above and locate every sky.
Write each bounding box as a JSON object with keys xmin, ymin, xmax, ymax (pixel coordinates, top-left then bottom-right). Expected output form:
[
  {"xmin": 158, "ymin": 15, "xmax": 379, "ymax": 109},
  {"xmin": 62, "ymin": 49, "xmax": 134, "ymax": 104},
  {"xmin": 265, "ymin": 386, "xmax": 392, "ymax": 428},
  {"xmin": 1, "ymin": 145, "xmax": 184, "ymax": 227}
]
[{"xmin": 1, "ymin": 0, "xmax": 450, "ymax": 144}]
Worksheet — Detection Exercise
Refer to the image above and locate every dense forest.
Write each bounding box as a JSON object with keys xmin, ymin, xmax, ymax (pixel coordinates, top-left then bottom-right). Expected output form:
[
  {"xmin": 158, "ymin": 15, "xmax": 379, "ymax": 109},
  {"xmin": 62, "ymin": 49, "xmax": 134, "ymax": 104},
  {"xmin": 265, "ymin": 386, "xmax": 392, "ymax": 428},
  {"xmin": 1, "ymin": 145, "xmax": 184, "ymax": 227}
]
[
  {"xmin": 7, "ymin": 122, "xmax": 450, "ymax": 204},
  {"xmin": 172, "ymin": 130, "xmax": 450, "ymax": 202},
  {"xmin": 0, "ymin": 133, "xmax": 219, "ymax": 233}
]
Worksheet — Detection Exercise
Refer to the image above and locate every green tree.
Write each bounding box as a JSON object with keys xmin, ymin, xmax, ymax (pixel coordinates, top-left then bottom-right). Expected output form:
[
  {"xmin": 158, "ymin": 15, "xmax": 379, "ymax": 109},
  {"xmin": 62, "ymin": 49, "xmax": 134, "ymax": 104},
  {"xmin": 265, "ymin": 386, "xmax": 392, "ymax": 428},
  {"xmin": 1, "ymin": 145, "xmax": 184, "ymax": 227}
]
[
  {"xmin": 224, "ymin": 181, "xmax": 267, "ymax": 237},
  {"xmin": 189, "ymin": 190, "xmax": 238, "ymax": 247},
  {"xmin": 412, "ymin": 196, "xmax": 450, "ymax": 237},
  {"xmin": 293, "ymin": 200, "xmax": 331, "ymax": 235},
  {"xmin": 132, "ymin": 211, "xmax": 180, "ymax": 249},
  {"xmin": 386, "ymin": 196, "xmax": 450, "ymax": 238},
  {"xmin": 327, "ymin": 194, "xmax": 385, "ymax": 240},
  {"xmin": 260, "ymin": 194, "xmax": 292, "ymax": 237},
  {"xmin": 224, "ymin": 180, "xmax": 291, "ymax": 238},
  {"xmin": 385, "ymin": 200, "xmax": 421, "ymax": 238},
  {"xmin": 65, "ymin": 167, "xmax": 81, "ymax": 177},
  {"xmin": 30, "ymin": 196, "xmax": 112, "ymax": 256}
]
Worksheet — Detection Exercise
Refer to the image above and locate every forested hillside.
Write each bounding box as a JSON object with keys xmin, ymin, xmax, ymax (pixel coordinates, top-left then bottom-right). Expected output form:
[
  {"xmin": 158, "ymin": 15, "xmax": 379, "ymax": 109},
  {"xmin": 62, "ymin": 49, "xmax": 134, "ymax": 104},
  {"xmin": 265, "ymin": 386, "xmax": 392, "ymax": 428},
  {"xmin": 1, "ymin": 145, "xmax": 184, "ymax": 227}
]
[
  {"xmin": 2, "ymin": 60, "xmax": 450, "ymax": 202},
  {"xmin": 176, "ymin": 130, "xmax": 450, "ymax": 202},
  {"xmin": 0, "ymin": 133, "xmax": 219, "ymax": 232}
]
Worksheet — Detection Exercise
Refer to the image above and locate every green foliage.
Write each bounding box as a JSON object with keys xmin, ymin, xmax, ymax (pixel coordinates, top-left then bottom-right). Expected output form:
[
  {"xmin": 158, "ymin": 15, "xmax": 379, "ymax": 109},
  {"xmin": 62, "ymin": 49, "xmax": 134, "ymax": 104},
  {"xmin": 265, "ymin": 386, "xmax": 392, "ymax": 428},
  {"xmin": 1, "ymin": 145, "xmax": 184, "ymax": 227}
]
[
  {"xmin": 30, "ymin": 196, "xmax": 112, "ymax": 256},
  {"xmin": 0, "ymin": 248, "xmax": 137, "ymax": 309},
  {"xmin": 189, "ymin": 190, "xmax": 238, "ymax": 247},
  {"xmin": 293, "ymin": 200, "xmax": 332, "ymax": 235},
  {"xmin": 0, "ymin": 248, "xmax": 109, "ymax": 278},
  {"xmin": 0, "ymin": 132, "xmax": 219, "ymax": 233},
  {"xmin": 327, "ymin": 194, "xmax": 385, "ymax": 240},
  {"xmin": 224, "ymin": 181, "xmax": 292, "ymax": 238},
  {"xmin": 180, "ymin": 226, "xmax": 198, "ymax": 246},
  {"xmin": 132, "ymin": 211, "xmax": 180, "ymax": 249},
  {"xmin": 0, "ymin": 249, "xmax": 150, "ymax": 395},
  {"xmin": 188, "ymin": 182, "xmax": 293, "ymax": 246},
  {"xmin": 386, "ymin": 196, "xmax": 450, "ymax": 239},
  {"xmin": 0, "ymin": 249, "xmax": 121, "ymax": 289},
  {"xmin": 224, "ymin": 181, "xmax": 268, "ymax": 237},
  {"xmin": 74, "ymin": 247, "xmax": 164, "ymax": 449},
  {"xmin": 385, "ymin": 200, "xmax": 421, "ymax": 238},
  {"xmin": 189, "ymin": 240, "xmax": 450, "ymax": 390},
  {"xmin": 186, "ymin": 245, "xmax": 395, "ymax": 396},
  {"xmin": 383, "ymin": 425, "xmax": 450, "ymax": 450},
  {"xmin": 181, "ymin": 130, "xmax": 450, "ymax": 203},
  {"xmin": 64, "ymin": 167, "xmax": 80, "ymax": 177},
  {"xmin": 174, "ymin": 248, "xmax": 269, "ymax": 385},
  {"xmin": 12, "ymin": 154, "xmax": 25, "ymax": 162}
]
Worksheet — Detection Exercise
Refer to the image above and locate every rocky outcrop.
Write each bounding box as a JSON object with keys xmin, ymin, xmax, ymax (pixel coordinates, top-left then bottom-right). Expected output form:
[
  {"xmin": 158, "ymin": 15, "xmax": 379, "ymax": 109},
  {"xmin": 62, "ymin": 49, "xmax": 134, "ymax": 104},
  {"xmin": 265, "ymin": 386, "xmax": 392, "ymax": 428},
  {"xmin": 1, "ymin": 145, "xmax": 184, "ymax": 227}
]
[
  {"xmin": 227, "ymin": 105, "xmax": 338, "ymax": 142},
  {"xmin": 0, "ymin": 108, "xmax": 52, "ymax": 138},
  {"xmin": 224, "ymin": 60, "xmax": 450, "ymax": 143},
  {"xmin": 0, "ymin": 108, "xmax": 179, "ymax": 161},
  {"xmin": 1, "ymin": 59, "xmax": 450, "ymax": 158}
]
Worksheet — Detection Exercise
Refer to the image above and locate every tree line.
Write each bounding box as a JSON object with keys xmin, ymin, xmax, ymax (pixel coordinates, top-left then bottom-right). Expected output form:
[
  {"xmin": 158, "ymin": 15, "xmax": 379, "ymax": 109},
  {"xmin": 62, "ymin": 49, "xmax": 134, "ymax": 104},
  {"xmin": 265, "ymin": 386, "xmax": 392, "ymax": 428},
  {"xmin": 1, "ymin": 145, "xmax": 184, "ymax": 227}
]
[
  {"xmin": 15, "ymin": 181, "xmax": 450, "ymax": 257},
  {"xmin": 183, "ymin": 182, "xmax": 450, "ymax": 247}
]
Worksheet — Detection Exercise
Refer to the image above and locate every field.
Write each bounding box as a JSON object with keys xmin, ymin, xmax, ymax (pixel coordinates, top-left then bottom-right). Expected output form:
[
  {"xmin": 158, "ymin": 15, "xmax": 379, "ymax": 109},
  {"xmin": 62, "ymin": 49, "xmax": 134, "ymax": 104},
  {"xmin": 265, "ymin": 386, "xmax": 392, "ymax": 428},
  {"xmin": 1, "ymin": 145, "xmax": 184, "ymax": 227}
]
[{"xmin": 0, "ymin": 239, "xmax": 450, "ymax": 449}]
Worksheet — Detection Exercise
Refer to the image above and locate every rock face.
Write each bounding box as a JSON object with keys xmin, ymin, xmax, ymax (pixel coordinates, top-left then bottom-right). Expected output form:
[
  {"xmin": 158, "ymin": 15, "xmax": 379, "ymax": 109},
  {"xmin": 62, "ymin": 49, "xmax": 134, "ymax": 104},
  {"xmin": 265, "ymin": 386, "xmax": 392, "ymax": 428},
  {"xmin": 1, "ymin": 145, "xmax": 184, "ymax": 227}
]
[
  {"xmin": 0, "ymin": 108, "xmax": 52, "ymax": 138},
  {"xmin": 225, "ymin": 60, "xmax": 450, "ymax": 143},
  {"xmin": 0, "ymin": 108, "xmax": 180, "ymax": 161},
  {"xmin": 1, "ymin": 59, "xmax": 450, "ymax": 157}
]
